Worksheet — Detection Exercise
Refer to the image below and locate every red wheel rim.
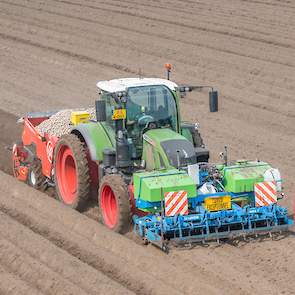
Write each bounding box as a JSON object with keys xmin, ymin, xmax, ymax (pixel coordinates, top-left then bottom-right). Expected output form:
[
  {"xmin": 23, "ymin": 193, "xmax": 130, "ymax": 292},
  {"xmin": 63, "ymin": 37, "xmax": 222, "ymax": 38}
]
[
  {"xmin": 100, "ymin": 185, "xmax": 118, "ymax": 229},
  {"xmin": 55, "ymin": 145, "xmax": 77, "ymax": 204}
]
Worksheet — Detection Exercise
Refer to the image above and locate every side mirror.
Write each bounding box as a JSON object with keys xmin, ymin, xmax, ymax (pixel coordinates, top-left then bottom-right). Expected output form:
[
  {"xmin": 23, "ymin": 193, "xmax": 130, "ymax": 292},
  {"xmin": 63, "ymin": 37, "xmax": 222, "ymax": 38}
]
[
  {"xmin": 209, "ymin": 91, "xmax": 218, "ymax": 112},
  {"xmin": 95, "ymin": 100, "xmax": 106, "ymax": 122},
  {"xmin": 178, "ymin": 85, "xmax": 219, "ymax": 112}
]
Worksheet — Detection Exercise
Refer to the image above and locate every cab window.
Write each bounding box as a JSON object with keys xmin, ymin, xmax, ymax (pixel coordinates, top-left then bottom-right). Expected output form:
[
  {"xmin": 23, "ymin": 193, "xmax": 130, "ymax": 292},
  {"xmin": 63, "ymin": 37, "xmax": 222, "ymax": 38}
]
[{"xmin": 100, "ymin": 91, "xmax": 117, "ymax": 129}]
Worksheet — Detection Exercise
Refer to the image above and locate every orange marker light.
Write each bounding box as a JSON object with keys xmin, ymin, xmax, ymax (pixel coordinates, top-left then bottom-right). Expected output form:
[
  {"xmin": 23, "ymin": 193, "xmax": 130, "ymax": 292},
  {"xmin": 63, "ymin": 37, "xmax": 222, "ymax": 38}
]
[{"xmin": 164, "ymin": 63, "xmax": 172, "ymax": 71}]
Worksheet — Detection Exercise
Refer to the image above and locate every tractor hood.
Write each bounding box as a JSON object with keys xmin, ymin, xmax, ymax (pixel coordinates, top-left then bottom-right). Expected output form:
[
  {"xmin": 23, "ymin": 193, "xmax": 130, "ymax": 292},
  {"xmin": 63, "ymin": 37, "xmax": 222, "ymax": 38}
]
[{"xmin": 143, "ymin": 129, "xmax": 197, "ymax": 168}]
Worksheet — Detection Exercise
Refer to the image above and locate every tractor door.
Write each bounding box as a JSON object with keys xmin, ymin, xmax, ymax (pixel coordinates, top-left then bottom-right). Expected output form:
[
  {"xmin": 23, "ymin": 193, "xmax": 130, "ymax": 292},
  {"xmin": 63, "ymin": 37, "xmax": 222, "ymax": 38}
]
[{"xmin": 125, "ymin": 85, "xmax": 178, "ymax": 159}]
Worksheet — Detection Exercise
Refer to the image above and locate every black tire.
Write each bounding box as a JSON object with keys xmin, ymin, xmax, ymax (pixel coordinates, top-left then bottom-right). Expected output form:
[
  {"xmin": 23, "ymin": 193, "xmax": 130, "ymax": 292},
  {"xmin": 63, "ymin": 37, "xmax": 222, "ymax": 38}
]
[
  {"xmin": 28, "ymin": 160, "xmax": 46, "ymax": 190},
  {"xmin": 99, "ymin": 174, "xmax": 131, "ymax": 234},
  {"xmin": 54, "ymin": 134, "xmax": 90, "ymax": 211},
  {"xmin": 181, "ymin": 122, "xmax": 204, "ymax": 148},
  {"xmin": 194, "ymin": 129, "xmax": 204, "ymax": 148}
]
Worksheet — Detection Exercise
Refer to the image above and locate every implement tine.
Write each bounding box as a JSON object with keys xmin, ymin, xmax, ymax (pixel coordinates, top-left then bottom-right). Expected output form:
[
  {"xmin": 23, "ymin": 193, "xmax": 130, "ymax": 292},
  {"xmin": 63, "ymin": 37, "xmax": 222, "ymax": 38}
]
[
  {"xmin": 254, "ymin": 222, "xmax": 258, "ymax": 238},
  {"xmin": 242, "ymin": 223, "xmax": 246, "ymax": 241},
  {"xmin": 215, "ymin": 227, "xmax": 220, "ymax": 244},
  {"xmin": 133, "ymin": 202, "xmax": 292, "ymax": 249},
  {"xmin": 201, "ymin": 229, "xmax": 205, "ymax": 244},
  {"xmin": 267, "ymin": 219, "xmax": 272, "ymax": 238}
]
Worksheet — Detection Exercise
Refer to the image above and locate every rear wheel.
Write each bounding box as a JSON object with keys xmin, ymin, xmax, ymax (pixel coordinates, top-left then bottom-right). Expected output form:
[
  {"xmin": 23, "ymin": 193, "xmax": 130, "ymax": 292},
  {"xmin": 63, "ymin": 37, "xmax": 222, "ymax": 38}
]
[
  {"xmin": 54, "ymin": 134, "xmax": 90, "ymax": 210},
  {"xmin": 99, "ymin": 174, "xmax": 131, "ymax": 233}
]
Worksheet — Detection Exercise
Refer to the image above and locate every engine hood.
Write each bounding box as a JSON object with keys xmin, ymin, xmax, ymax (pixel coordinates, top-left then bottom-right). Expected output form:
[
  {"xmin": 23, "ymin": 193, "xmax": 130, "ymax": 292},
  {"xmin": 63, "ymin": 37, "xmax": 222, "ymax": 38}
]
[
  {"xmin": 143, "ymin": 128, "xmax": 186, "ymax": 145},
  {"xmin": 143, "ymin": 128, "xmax": 197, "ymax": 168}
]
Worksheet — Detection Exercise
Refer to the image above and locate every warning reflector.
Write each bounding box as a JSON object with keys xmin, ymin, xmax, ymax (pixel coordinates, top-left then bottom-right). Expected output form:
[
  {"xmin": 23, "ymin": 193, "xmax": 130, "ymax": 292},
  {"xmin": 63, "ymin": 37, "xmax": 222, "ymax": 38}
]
[
  {"xmin": 164, "ymin": 191, "xmax": 188, "ymax": 217},
  {"xmin": 254, "ymin": 181, "xmax": 277, "ymax": 207}
]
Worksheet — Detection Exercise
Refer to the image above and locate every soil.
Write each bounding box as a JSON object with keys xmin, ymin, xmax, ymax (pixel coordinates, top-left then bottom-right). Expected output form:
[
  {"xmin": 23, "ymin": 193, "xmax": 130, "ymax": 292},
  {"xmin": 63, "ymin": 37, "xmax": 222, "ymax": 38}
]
[
  {"xmin": 0, "ymin": 0, "xmax": 295, "ymax": 294},
  {"xmin": 0, "ymin": 110, "xmax": 22, "ymax": 175}
]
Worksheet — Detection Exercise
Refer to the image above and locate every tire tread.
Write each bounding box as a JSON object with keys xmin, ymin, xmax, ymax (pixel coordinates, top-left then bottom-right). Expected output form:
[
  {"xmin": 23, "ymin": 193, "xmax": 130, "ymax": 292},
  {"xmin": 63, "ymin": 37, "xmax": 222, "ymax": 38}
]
[{"xmin": 54, "ymin": 134, "xmax": 90, "ymax": 211}]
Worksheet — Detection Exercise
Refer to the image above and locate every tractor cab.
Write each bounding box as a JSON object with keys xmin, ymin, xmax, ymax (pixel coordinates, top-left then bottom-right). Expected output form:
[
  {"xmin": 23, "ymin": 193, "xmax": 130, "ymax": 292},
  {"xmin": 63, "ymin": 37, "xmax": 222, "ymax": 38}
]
[
  {"xmin": 126, "ymin": 84, "xmax": 178, "ymax": 131},
  {"xmin": 96, "ymin": 78, "xmax": 210, "ymax": 168},
  {"xmin": 97, "ymin": 78, "xmax": 180, "ymax": 160}
]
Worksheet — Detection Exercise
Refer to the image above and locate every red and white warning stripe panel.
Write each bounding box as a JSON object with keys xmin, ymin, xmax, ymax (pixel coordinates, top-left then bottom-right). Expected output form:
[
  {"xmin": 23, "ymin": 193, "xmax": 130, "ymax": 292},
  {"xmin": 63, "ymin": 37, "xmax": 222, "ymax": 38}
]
[
  {"xmin": 254, "ymin": 181, "xmax": 277, "ymax": 207},
  {"xmin": 164, "ymin": 191, "xmax": 188, "ymax": 217}
]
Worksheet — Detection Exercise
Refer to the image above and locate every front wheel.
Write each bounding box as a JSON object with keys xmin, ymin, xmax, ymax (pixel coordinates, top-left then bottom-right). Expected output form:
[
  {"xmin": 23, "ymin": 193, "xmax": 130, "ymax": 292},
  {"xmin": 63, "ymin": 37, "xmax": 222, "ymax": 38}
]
[
  {"xmin": 99, "ymin": 174, "xmax": 131, "ymax": 233},
  {"xmin": 54, "ymin": 134, "xmax": 90, "ymax": 210}
]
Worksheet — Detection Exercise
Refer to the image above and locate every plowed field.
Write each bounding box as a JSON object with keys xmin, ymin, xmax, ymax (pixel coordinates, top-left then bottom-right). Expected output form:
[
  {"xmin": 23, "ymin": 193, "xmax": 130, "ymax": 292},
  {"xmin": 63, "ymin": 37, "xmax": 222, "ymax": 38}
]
[{"xmin": 0, "ymin": 0, "xmax": 294, "ymax": 294}]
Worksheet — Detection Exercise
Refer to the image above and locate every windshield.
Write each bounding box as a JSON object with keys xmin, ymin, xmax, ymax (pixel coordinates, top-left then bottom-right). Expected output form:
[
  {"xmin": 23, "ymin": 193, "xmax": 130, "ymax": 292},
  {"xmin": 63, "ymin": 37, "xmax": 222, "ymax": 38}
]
[
  {"xmin": 126, "ymin": 85, "xmax": 177, "ymax": 130},
  {"xmin": 161, "ymin": 139, "xmax": 197, "ymax": 168}
]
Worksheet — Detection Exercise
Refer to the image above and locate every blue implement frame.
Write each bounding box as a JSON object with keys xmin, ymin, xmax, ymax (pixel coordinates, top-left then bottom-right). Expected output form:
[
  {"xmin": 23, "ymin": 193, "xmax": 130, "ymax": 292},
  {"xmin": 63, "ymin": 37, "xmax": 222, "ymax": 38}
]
[{"xmin": 133, "ymin": 202, "xmax": 293, "ymax": 250}]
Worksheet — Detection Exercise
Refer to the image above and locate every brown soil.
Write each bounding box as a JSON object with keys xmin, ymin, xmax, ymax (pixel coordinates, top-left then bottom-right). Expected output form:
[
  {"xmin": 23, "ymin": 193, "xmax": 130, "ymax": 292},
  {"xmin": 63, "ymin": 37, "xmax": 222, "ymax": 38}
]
[
  {"xmin": 0, "ymin": 110, "xmax": 22, "ymax": 175},
  {"xmin": 0, "ymin": 171, "xmax": 235, "ymax": 295},
  {"xmin": 0, "ymin": 0, "xmax": 295, "ymax": 294}
]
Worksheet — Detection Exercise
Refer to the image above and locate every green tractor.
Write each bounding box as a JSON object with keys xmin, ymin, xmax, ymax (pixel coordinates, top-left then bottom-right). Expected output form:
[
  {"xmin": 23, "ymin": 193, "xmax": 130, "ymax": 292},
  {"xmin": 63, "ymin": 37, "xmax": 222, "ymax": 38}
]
[
  {"xmin": 14, "ymin": 70, "xmax": 292, "ymax": 250},
  {"xmin": 70, "ymin": 77, "xmax": 214, "ymax": 231}
]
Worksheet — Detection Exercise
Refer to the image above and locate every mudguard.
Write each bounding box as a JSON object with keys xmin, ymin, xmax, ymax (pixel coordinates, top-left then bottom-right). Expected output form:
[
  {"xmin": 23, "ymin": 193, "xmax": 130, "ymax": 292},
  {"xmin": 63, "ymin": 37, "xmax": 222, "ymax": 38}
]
[{"xmin": 71, "ymin": 122, "xmax": 114, "ymax": 162}]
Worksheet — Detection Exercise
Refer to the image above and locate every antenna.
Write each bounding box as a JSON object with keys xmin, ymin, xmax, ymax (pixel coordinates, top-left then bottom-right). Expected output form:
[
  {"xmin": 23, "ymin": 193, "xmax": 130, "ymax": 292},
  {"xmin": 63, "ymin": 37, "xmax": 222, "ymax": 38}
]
[{"xmin": 164, "ymin": 63, "xmax": 172, "ymax": 80}]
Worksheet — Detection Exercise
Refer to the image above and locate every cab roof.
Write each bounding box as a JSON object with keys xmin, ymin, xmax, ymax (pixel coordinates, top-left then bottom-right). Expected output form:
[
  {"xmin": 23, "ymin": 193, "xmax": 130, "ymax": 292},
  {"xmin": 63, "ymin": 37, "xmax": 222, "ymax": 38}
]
[{"xmin": 96, "ymin": 78, "xmax": 178, "ymax": 93}]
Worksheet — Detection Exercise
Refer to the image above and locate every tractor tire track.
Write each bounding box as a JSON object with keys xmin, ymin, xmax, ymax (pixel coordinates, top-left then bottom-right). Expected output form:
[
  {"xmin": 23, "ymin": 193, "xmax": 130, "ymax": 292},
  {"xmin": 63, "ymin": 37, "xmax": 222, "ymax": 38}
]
[
  {"xmin": 1, "ymin": 1, "xmax": 295, "ymax": 117},
  {"xmin": 51, "ymin": 0, "xmax": 295, "ymax": 50},
  {"xmin": 0, "ymin": 212, "xmax": 134, "ymax": 295},
  {"xmin": 2, "ymin": 6, "xmax": 295, "ymax": 81},
  {"xmin": 2, "ymin": 0, "xmax": 295, "ymax": 117},
  {"xmin": 0, "ymin": 264, "xmax": 44, "ymax": 295},
  {"xmin": 0, "ymin": 32, "xmax": 136, "ymax": 75},
  {"xmin": 240, "ymin": 0, "xmax": 295, "ymax": 9},
  {"xmin": 98, "ymin": 0, "xmax": 295, "ymax": 41},
  {"xmin": 1, "ymin": 11, "xmax": 292, "ymax": 110},
  {"xmin": 0, "ymin": 171, "xmax": 224, "ymax": 295},
  {"xmin": 0, "ymin": 238, "xmax": 90, "ymax": 295},
  {"xmin": 0, "ymin": 204, "xmax": 147, "ymax": 295},
  {"xmin": 2, "ymin": 0, "xmax": 295, "ymax": 70},
  {"xmin": 2, "ymin": 0, "xmax": 295, "ymax": 113}
]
